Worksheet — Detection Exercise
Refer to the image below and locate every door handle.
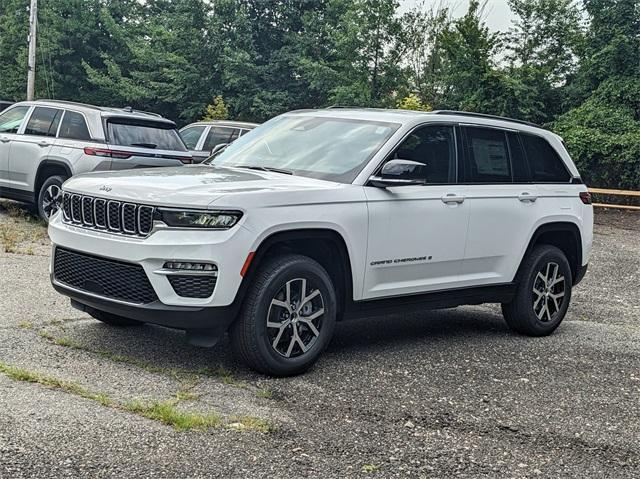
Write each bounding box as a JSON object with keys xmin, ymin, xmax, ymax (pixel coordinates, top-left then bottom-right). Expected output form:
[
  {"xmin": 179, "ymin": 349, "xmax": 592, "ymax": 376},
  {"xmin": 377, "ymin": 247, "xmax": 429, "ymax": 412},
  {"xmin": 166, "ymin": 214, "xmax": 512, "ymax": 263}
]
[
  {"xmin": 518, "ymin": 192, "xmax": 538, "ymax": 202},
  {"xmin": 0, "ymin": 136, "xmax": 9, "ymax": 143},
  {"xmin": 441, "ymin": 193, "xmax": 465, "ymax": 204},
  {"xmin": 37, "ymin": 141, "xmax": 50, "ymax": 147}
]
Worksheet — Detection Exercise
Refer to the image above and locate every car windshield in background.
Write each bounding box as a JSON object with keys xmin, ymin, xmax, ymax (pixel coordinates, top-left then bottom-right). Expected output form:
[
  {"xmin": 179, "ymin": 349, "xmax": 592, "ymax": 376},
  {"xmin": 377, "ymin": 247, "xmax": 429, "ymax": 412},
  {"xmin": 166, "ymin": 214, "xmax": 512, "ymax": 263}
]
[
  {"xmin": 206, "ymin": 115, "xmax": 400, "ymax": 183},
  {"xmin": 108, "ymin": 121, "xmax": 187, "ymax": 151}
]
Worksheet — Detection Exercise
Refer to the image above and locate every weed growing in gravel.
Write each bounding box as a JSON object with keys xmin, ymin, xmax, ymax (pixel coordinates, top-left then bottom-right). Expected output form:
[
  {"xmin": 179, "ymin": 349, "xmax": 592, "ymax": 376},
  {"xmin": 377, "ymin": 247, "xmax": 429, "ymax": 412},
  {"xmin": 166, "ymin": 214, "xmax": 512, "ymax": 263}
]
[
  {"xmin": 362, "ymin": 464, "xmax": 380, "ymax": 473},
  {"xmin": 124, "ymin": 399, "xmax": 221, "ymax": 431},
  {"xmin": 227, "ymin": 415, "xmax": 277, "ymax": 433},
  {"xmin": 18, "ymin": 321, "xmax": 33, "ymax": 329},
  {"xmin": 256, "ymin": 388, "xmax": 273, "ymax": 399}
]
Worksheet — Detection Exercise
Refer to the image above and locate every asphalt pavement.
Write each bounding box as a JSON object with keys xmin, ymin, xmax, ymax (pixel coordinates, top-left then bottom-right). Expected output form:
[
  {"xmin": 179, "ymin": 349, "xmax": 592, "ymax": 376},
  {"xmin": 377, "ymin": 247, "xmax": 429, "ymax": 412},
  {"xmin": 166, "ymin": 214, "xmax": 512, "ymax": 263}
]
[{"xmin": 0, "ymin": 205, "xmax": 638, "ymax": 478}]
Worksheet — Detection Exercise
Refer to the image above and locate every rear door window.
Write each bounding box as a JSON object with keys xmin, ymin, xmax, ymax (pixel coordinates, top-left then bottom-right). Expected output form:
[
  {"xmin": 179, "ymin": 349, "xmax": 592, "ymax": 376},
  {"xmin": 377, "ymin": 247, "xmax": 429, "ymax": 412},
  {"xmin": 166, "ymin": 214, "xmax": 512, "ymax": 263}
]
[
  {"xmin": 180, "ymin": 126, "xmax": 206, "ymax": 149},
  {"xmin": 59, "ymin": 111, "xmax": 91, "ymax": 140},
  {"xmin": 107, "ymin": 120, "xmax": 187, "ymax": 151},
  {"xmin": 521, "ymin": 133, "xmax": 570, "ymax": 183},
  {"xmin": 462, "ymin": 127, "xmax": 512, "ymax": 183},
  {"xmin": 0, "ymin": 106, "xmax": 30, "ymax": 133},
  {"xmin": 202, "ymin": 127, "xmax": 236, "ymax": 151},
  {"xmin": 24, "ymin": 107, "xmax": 62, "ymax": 137}
]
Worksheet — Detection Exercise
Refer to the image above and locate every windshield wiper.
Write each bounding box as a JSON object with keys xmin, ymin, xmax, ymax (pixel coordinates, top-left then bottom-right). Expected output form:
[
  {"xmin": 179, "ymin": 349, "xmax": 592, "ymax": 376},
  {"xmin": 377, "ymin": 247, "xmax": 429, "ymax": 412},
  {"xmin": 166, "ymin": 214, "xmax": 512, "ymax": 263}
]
[
  {"xmin": 130, "ymin": 143, "xmax": 157, "ymax": 149},
  {"xmin": 236, "ymin": 165, "xmax": 294, "ymax": 175}
]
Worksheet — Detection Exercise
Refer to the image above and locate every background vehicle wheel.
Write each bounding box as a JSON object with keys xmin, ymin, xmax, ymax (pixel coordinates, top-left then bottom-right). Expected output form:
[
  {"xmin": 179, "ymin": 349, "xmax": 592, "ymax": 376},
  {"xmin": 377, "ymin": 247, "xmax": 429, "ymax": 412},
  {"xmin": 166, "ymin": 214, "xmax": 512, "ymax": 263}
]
[
  {"xmin": 89, "ymin": 310, "xmax": 143, "ymax": 327},
  {"xmin": 230, "ymin": 254, "xmax": 337, "ymax": 376},
  {"xmin": 502, "ymin": 245, "xmax": 572, "ymax": 336},
  {"xmin": 37, "ymin": 175, "xmax": 67, "ymax": 222}
]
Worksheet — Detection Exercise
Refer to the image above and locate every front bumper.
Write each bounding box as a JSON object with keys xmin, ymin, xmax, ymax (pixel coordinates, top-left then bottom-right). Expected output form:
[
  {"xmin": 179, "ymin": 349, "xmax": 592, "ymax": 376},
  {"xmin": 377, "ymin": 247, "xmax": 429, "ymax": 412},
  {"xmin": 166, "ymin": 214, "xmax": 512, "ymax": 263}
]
[
  {"xmin": 48, "ymin": 212, "xmax": 254, "ymax": 308},
  {"xmin": 48, "ymin": 212, "xmax": 254, "ymax": 331},
  {"xmin": 53, "ymin": 280, "xmax": 238, "ymax": 331}
]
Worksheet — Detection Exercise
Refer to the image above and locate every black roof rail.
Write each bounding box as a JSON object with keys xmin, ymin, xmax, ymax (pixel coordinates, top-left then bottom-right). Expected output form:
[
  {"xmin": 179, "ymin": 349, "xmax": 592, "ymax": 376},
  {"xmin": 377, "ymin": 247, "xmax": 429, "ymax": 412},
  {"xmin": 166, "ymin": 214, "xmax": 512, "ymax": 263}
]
[{"xmin": 432, "ymin": 110, "xmax": 542, "ymax": 128}]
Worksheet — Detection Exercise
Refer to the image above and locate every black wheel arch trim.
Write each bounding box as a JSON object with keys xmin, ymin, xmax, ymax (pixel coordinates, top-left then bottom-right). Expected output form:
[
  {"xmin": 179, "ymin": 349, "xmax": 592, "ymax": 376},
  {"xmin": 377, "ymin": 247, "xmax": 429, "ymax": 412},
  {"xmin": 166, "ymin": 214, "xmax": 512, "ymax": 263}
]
[
  {"xmin": 235, "ymin": 228, "xmax": 355, "ymax": 320},
  {"xmin": 517, "ymin": 222, "xmax": 583, "ymax": 285},
  {"xmin": 35, "ymin": 160, "xmax": 72, "ymax": 191}
]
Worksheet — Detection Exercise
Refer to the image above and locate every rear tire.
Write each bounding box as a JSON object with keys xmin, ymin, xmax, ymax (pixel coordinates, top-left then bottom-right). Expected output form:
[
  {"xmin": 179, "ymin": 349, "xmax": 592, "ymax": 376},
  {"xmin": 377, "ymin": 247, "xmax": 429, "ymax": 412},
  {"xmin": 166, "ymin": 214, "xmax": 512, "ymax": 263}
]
[
  {"xmin": 89, "ymin": 310, "xmax": 143, "ymax": 327},
  {"xmin": 230, "ymin": 254, "xmax": 337, "ymax": 376},
  {"xmin": 502, "ymin": 245, "xmax": 572, "ymax": 336},
  {"xmin": 37, "ymin": 175, "xmax": 67, "ymax": 222}
]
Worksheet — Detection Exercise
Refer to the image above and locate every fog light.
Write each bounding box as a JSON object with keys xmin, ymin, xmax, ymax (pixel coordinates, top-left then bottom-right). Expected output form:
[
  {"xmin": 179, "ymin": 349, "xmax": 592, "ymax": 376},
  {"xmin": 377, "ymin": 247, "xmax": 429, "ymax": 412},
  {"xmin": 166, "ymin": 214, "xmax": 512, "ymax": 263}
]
[{"xmin": 164, "ymin": 261, "xmax": 217, "ymax": 273}]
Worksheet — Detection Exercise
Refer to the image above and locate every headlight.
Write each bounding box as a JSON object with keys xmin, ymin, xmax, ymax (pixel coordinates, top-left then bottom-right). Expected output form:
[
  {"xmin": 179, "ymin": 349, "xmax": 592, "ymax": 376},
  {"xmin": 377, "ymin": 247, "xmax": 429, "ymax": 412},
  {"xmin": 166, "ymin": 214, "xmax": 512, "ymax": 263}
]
[{"xmin": 155, "ymin": 209, "xmax": 242, "ymax": 229}]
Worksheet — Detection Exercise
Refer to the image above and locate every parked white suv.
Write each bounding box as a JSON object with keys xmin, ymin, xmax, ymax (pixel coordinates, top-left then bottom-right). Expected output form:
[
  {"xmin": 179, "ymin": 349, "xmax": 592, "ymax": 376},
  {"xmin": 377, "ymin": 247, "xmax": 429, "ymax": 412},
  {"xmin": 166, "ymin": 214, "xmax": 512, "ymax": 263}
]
[
  {"xmin": 49, "ymin": 108, "xmax": 593, "ymax": 376},
  {"xmin": 0, "ymin": 100, "xmax": 192, "ymax": 220},
  {"xmin": 179, "ymin": 120, "xmax": 259, "ymax": 163}
]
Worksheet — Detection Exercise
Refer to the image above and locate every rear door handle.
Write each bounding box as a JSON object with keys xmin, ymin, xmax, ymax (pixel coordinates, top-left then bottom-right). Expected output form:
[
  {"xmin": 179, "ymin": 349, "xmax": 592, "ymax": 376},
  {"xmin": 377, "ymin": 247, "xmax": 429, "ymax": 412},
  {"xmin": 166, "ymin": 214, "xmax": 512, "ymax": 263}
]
[
  {"xmin": 0, "ymin": 136, "xmax": 9, "ymax": 143},
  {"xmin": 441, "ymin": 193, "xmax": 465, "ymax": 204},
  {"xmin": 518, "ymin": 192, "xmax": 538, "ymax": 202},
  {"xmin": 37, "ymin": 141, "xmax": 50, "ymax": 147}
]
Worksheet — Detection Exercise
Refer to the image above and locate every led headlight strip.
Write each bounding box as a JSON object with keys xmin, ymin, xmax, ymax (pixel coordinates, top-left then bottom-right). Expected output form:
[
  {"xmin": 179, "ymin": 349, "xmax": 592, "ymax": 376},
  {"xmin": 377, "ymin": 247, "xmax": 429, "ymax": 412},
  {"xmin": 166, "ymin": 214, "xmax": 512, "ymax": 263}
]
[{"xmin": 155, "ymin": 209, "xmax": 243, "ymax": 229}]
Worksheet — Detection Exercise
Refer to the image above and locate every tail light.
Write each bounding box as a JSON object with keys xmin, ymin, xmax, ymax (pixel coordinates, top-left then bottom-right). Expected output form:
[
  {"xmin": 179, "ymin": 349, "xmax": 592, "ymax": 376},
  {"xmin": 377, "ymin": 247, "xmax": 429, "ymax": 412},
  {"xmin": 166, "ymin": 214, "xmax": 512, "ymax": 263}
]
[
  {"xmin": 84, "ymin": 147, "xmax": 132, "ymax": 159},
  {"xmin": 579, "ymin": 191, "xmax": 592, "ymax": 205}
]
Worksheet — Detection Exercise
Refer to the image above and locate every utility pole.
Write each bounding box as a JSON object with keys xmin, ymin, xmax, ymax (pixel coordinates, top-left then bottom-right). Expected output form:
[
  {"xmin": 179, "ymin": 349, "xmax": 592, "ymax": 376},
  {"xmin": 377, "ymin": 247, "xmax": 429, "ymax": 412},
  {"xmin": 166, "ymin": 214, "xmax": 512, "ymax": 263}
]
[{"xmin": 27, "ymin": 0, "xmax": 38, "ymax": 101}]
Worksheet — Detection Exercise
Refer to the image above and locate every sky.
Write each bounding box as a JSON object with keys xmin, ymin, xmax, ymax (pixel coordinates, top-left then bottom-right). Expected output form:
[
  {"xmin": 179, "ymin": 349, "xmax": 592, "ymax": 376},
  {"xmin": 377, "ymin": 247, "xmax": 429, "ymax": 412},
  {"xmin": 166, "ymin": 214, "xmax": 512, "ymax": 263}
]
[{"xmin": 399, "ymin": 0, "xmax": 516, "ymax": 32}]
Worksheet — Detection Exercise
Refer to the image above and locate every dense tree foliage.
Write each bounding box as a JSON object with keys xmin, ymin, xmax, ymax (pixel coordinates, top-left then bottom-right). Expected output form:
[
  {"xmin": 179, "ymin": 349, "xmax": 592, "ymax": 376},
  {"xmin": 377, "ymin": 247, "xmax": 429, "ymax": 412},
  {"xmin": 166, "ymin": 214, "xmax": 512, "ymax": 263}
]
[{"xmin": 0, "ymin": 0, "xmax": 638, "ymax": 187}]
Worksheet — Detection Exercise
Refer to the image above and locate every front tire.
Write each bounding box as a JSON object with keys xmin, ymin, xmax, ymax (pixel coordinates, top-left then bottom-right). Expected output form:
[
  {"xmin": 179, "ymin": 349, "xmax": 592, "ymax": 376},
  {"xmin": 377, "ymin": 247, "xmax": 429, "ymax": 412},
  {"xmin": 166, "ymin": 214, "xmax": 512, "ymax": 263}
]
[
  {"xmin": 502, "ymin": 245, "xmax": 572, "ymax": 336},
  {"xmin": 89, "ymin": 310, "xmax": 143, "ymax": 327},
  {"xmin": 230, "ymin": 254, "xmax": 337, "ymax": 376},
  {"xmin": 37, "ymin": 175, "xmax": 67, "ymax": 222}
]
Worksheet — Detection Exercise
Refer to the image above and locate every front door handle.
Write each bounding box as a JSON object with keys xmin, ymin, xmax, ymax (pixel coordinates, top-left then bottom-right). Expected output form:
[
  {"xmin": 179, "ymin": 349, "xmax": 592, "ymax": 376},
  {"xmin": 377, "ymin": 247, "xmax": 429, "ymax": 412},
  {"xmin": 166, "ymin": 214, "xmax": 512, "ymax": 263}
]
[
  {"xmin": 441, "ymin": 193, "xmax": 465, "ymax": 204},
  {"xmin": 518, "ymin": 192, "xmax": 538, "ymax": 202},
  {"xmin": 37, "ymin": 141, "xmax": 50, "ymax": 147},
  {"xmin": 0, "ymin": 136, "xmax": 9, "ymax": 143}
]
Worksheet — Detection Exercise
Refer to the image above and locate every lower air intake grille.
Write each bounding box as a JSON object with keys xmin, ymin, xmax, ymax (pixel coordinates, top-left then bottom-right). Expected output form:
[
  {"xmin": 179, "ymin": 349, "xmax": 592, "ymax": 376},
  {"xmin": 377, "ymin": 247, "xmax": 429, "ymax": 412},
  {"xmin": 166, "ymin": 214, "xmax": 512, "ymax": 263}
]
[
  {"xmin": 53, "ymin": 247, "xmax": 157, "ymax": 304},
  {"xmin": 168, "ymin": 275, "xmax": 217, "ymax": 298}
]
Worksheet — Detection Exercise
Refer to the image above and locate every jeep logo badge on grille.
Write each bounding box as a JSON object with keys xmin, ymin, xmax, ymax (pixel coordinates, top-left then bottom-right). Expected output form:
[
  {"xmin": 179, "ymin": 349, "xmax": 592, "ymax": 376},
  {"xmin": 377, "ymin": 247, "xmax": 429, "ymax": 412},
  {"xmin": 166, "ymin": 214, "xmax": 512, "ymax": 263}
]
[{"xmin": 99, "ymin": 185, "xmax": 112, "ymax": 192}]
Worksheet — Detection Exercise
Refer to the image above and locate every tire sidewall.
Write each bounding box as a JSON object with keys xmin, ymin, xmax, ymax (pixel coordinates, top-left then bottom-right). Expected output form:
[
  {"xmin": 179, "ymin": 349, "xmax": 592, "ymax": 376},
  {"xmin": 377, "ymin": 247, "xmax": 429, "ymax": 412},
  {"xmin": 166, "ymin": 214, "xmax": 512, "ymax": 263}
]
[
  {"xmin": 37, "ymin": 175, "xmax": 66, "ymax": 222},
  {"xmin": 520, "ymin": 247, "xmax": 572, "ymax": 335},
  {"xmin": 251, "ymin": 258, "xmax": 337, "ymax": 375}
]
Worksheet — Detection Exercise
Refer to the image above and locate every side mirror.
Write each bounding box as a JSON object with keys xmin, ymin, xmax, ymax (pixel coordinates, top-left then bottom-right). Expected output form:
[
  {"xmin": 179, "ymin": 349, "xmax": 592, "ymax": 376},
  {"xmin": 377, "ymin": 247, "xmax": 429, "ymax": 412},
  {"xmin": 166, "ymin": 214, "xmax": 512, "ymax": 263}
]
[
  {"xmin": 368, "ymin": 159, "xmax": 425, "ymax": 188},
  {"xmin": 210, "ymin": 143, "xmax": 229, "ymax": 156}
]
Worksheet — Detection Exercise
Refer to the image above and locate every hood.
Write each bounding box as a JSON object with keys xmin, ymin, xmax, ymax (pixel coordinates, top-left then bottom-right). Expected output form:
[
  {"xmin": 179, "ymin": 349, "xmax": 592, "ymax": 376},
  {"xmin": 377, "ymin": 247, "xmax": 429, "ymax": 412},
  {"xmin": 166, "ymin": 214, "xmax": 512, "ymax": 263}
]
[{"xmin": 62, "ymin": 165, "xmax": 340, "ymax": 208}]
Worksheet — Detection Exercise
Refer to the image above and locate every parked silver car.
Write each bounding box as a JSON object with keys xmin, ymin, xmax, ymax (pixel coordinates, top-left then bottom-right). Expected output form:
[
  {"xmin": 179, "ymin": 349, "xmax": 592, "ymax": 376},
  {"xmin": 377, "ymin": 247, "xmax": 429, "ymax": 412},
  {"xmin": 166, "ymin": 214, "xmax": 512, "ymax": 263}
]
[
  {"xmin": 0, "ymin": 100, "xmax": 192, "ymax": 220},
  {"xmin": 179, "ymin": 120, "xmax": 259, "ymax": 163}
]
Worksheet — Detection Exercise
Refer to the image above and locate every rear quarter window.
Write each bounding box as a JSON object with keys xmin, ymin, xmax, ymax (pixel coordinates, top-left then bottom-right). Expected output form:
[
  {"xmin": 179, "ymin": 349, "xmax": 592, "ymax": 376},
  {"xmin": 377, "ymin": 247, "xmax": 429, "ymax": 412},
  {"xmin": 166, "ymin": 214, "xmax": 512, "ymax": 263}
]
[
  {"xmin": 521, "ymin": 134, "xmax": 570, "ymax": 183},
  {"xmin": 107, "ymin": 120, "xmax": 187, "ymax": 151}
]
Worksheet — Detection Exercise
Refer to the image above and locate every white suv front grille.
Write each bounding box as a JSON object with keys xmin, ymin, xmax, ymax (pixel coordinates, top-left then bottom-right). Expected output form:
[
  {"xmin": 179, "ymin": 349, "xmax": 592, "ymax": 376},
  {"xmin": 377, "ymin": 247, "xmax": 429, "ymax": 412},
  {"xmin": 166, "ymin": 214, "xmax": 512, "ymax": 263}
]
[{"xmin": 61, "ymin": 192, "xmax": 155, "ymax": 237}]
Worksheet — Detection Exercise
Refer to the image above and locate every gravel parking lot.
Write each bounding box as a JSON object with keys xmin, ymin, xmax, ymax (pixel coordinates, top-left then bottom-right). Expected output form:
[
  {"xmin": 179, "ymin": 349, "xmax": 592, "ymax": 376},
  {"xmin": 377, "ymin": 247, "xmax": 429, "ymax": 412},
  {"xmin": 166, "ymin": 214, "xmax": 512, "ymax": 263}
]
[{"xmin": 0, "ymin": 201, "xmax": 638, "ymax": 478}]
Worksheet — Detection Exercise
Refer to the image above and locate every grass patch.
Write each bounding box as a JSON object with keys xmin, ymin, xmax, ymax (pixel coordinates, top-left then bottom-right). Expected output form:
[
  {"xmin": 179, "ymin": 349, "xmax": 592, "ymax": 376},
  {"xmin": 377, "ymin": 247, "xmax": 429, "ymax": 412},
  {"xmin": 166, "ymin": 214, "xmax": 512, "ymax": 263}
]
[
  {"xmin": 362, "ymin": 464, "xmax": 380, "ymax": 473},
  {"xmin": 0, "ymin": 361, "xmax": 273, "ymax": 433},
  {"xmin": 256, "ymin": 388, "xmax": 273, "ymax": 399},
  {"xmin": 228, "ymin": 415, "xmax": 276, "ymax": 433},
  {"xmin": 18, "ymin": 321, "xmax": 33, "ymax": 330},
  {"xmin": 125, "ymin": 399, "xmax": 221, "ymax": 431},
  {"xmin": 0, "ymin": 203, "xmax": 47, "ymax": 254}
]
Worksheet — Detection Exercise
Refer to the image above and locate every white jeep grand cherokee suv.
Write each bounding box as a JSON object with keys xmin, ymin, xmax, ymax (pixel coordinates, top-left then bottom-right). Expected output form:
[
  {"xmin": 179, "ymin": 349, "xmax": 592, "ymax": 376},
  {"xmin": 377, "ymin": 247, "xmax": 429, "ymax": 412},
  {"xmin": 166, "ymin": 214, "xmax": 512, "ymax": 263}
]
[
  {"xmin": 0, "ymin": 100, "xmax": 192, "ymax": 221},
  {"xmin": 49, "ymin": 108, "xmax": 593, "ymax": 376}
]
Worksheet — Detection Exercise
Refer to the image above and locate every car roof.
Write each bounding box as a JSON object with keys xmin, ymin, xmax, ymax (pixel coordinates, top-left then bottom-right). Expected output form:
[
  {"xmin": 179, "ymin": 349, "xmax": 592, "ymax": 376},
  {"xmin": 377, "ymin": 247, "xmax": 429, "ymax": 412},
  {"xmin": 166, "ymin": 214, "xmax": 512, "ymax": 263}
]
[
  {"xmin": 11, "ymin": 99, "xmax": 174, "ymax": 124},
  {"xmin": 285, "ymin": 107, "xmax": 556, "ymax": 139},
  {"xmin": 184, "ymin": 120, "xmax": 260, "ymax": 129}
]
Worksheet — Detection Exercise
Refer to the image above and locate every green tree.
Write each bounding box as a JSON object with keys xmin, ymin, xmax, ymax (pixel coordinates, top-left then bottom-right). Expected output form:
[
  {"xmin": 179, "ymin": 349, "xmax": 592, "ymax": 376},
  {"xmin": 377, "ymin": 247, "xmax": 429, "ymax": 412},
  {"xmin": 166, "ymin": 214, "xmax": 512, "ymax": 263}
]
[
  {"xmin": 201, "ymin": 96, "xmax": 229, "ymax": 121},
  {"xmin": 396, "ymin": 93, "xmax": 432, "ymax": 111},
  {"xmin": 554, "ymin": 0, "xmax": 640, "ymax": 189}
]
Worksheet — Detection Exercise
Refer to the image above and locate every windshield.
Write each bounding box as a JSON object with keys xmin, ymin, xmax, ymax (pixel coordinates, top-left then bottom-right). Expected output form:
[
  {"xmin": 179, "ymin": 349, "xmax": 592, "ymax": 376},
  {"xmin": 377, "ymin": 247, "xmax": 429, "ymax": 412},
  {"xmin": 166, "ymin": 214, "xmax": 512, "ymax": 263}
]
[{"xmin": 205, "ymin": 115, "xmax": 400, "ymax": 183}]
